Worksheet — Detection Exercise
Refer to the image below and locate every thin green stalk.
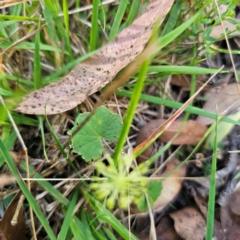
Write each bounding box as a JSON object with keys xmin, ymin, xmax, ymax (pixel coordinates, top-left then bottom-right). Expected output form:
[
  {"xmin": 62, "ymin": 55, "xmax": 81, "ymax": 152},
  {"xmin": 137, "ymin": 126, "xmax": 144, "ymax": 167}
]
[
  {"xmin": 147, "ymin": 65, "xmax": 227, "ymax": 74},
  {"xmin": 37, "ymin": 116, "xmax": 49, "ymax": 161},
  {"xmin": 58, "ymin": 190, "xmax": 78, "ymax": 240},
  {"xmin": 0, "ymin": 14, "xmax": 40, "ymax": 21},
  {"xmin": 63, "ymin": 0, "xmax": 70, "ymax": 36},
  {"xmin": 206, "ymin": 112, "xmax": 218, "ymax": 239},
  {"xmin": 124, "ymin": 0, "xmax": 141, "ymax": 27},
  {"xmin": 62, "ymin": 0, "xmax": 72, "ymax": 60},
  {"xmin": 34, "ymin": 19, "xmax": 41, "ymax": 90},
  {"xmin": 161, "ymin": 0, "xmax": 182, "ymax": 36},
  {"xmin": 90, "ymin": 0, "xmax": 99, "ymax": 51},
  {"xmin": 113, "ymin": 59, "xmax": 150, "ymax": 164}
]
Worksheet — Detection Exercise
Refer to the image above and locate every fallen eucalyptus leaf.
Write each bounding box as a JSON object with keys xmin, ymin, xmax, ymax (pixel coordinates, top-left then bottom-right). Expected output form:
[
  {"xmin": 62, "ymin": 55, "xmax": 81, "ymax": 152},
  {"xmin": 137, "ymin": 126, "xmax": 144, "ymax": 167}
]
[{"xmin": 15, "ymin": 0, "xmax": 174, "ymax": 115}]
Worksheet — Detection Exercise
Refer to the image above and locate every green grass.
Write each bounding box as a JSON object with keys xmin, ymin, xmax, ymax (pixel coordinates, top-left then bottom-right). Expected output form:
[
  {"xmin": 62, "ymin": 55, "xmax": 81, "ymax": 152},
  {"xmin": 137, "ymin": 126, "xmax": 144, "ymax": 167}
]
[
  {"xmin": 90, "ymin": 0, "xmax": 99, "ymax": 51},
  {"xmin": 0, "ymin": 0, "xmax": 239, "ymax": 239},
  {"xmin": 206, "ymin": 113, "xmax": 218, "ymax": 239}
]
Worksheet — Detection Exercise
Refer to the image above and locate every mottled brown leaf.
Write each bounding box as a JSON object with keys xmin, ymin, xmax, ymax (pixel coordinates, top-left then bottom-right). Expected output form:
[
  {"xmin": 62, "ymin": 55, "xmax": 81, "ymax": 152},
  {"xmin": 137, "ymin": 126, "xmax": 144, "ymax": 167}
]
[
  {"xmin": 136, "ymin": 119, "xmax": 207, "ymax": 163},
  {"xmin": 15, "ymin": 0, "xmax": 174, "ymax": 115},
  {"xmin": 196, "ymin": 83, "xmax": 240, "ymax": 125},
  {"xmin": 170, "ymin": 207, "xmax": 206, "ymax": 240}
]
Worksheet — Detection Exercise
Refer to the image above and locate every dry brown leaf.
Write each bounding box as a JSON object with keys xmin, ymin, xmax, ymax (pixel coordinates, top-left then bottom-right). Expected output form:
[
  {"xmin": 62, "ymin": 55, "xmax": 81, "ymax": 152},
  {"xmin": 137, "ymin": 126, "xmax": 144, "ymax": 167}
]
[
  {"xmin": 196, "ymin": 83, "xmax": 240, "ymax": 125},
  {"xmin": 136, "ymin": 119, "xmax": 207, "ymax": 163},
  {"xmin": 134, "ymin": 216, "xmax": 182, "ymax": 240},
  {"xmin": 135, "ymin": 67, "xmax": 221, "ymax": 159},
  {"xmin": 171, "ymin": 75, "xmax": 207, "ymax": 91},
  {"xmin": 170, "ymin": 207, "xmax": 206, "ymax": 240},
  {"xmin": 224, "ymin": 225, "xmax": 240, "ymax": 240},
  {"xmin": 151, "ymin": 158, "xmax": 186, "ymax": 212},
  {"xmin": 155, "ymin": 216, "xmax": 183, "ymax": 240},
  {"xmin": 0, "ymin": 174, "xmax": 15, "ymax": 188},
  {"xmin": 194, "ymin": 193, "xmax": 224, "ymax": 239},
  {"xmin": 15, "ymin": 0, "xmax": 174, "ymax": 115},
  {"xmin": 221, "ymin": 186, "xmax": 240, "ymax": 231},
  {"xmin": 213, "ymin": 220, "xmax": 225, "ymax": 240},
  {"xmin": 193, "ymin": 193, "xmax": 208, "ymax": 218},
  {"xmin": 210, "ymin": 20, "xmax": 240, "ymax": 39},
  {"xmin": 0, "ymin": 191, "xmax": 26, "ymax": 240},
  {"xmin": 0, "ymin": 0, "xmax": 29, "ymax": 8}
]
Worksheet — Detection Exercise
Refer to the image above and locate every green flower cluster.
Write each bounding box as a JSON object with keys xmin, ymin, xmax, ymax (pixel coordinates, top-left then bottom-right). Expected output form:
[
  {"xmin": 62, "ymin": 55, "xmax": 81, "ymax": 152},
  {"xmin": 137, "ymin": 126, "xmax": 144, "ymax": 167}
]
[{"xmin": 90, "ymin": 153, "xmax": 149, "ymax": 209}]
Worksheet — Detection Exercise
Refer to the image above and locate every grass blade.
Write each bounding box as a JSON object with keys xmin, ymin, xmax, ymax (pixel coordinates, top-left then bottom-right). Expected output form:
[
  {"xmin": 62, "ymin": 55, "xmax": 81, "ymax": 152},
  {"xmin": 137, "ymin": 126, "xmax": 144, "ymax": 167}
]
[
  {"xmin": 148, "ymin": 65, "xmax": 227, "ymax": 74},
  {"xmin": 124, "ymin": 0, "xmax": 141, "ymax": 27},
  {"xmin": 84, "ymin": 191, "xmax": 138, "ymax": 240},
  {"xmin": 90, "ymin": 0, "xmax": 99, "ymax": 51},
  {"xmin": 161, "ymin": 0, "xmax": 182, "ymax": 36},
  {"xmin": 34, "ymin": 19, "xmax": 41, "ymax": 89},
  {"xmin": 116, "ymin": 90, "xmax": 240, "ymax": 127},
  {"xmin": 58, "ymin": 190, "xmax": 78, "ymax": 240},
  {"xmin": 62, "ymin": 0, "xmax": 70, "ymax": 37},
  {"xmin": 108, "ymin": 0, "xmax": 128, "ymax": 41},
  {"xmin": 158, "ymin": 9, "xmax": 202, "ymax": 49},
  {"xmin": 62, "ymin": 0, "xmax": 72, "ymax": 59},
  {"xmin": 0, "ymin": 130, "xmax": 17, "ymax": 167},
  {"xmin": 70, "ymin": 215, "xmax": 95, "ymax": 240},
  {"xmin": 114, "ymin": 58, "xmax": 150, "ymax": 163},
  {"xmin": 206, "ymin": 112, "xmax": 218, "ymax": 239}
]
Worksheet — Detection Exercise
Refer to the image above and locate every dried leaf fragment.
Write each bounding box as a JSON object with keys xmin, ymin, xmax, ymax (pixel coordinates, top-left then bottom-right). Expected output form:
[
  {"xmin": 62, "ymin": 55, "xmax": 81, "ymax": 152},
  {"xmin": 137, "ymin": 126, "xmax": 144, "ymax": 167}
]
[
  {"xmin": 0, "ymin": 191, "xmax": 26, "ymax": 240},
  {"xmin": 170, "ymin": 207, "xmax": 206, "ymax": 240},
  {"xmin": 151, "ymin": 158, "xmax": 186, "ymax": 212},
  {"xmin": 0, "ymin": 174, "xmax": 15, "ymax": 188},
  {"xmin": 221, "ymin": 186, "xmax": 240, "ymax": 232},
  {"xmin": 134, "ymin": 216, "xmax": 182, "ymax": 240},
  {"xmin": 132, "ymin": 158, "xmax": 186, "ymax": 214},
  {"xmin": 15, "ymin": 0, "xmax": 174, "ymax": 115},
  {"xmin": 0, "ymin": 0, "xmax": 29, "ymax": 9},
  {"xmin": 196, "ymin": 83, "xmax": 240, "ymax": 125},
  {"xmin": 136, "ymin": 119, "xmax": 207, "ymax": 163}
]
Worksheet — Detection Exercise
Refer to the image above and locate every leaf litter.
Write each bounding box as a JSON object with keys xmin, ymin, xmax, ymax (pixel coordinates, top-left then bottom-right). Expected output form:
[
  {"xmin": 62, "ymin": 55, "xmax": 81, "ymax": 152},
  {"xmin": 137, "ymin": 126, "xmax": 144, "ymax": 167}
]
[
  {"xmin": 136, "ymin": 119, "xmax": 207, "ymax": 163},
  {"xmin": 0, "ymin": 191, "xmax": 25, "ymax": 240},
  {"xmin": 15, "ymin": 0, "xmax": 174, "ymax": 115},
  {"xmin": 196, "ymin": 83, "xmax": 240, "ymax": 126}
]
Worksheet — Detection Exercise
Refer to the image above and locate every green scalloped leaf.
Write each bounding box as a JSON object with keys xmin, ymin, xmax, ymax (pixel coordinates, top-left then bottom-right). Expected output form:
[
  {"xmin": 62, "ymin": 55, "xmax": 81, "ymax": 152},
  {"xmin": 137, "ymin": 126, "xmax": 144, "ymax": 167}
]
[{"xmin": 68, "ymin": 106, "xmax": 122, "ymax": 161}]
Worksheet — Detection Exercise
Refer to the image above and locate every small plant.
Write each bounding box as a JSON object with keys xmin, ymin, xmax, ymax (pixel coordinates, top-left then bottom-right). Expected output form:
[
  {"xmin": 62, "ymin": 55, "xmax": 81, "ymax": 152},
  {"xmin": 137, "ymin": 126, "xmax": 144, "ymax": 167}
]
[
  {"xmin": 90, "ymin": 153, "xmax": 148, "ymax": 209},
  {"xmin": 68, "ymin": 106, "xmax": 122, "ymax": 161}
]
